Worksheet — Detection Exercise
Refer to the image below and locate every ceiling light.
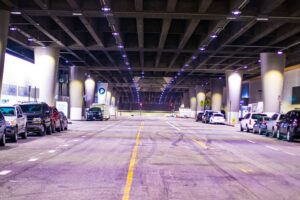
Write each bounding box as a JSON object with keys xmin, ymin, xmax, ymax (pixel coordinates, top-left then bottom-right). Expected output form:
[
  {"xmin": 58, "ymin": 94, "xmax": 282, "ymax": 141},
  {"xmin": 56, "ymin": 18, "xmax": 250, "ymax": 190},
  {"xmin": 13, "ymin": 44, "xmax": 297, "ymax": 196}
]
[
  {"xmin": 243, "ymin": 65, "xmax": 248, "ymax": 69},
  {"xmin": 112, "ymin": 32, "xmax": 119, "ymax": 36},
  {"xmin": 199, "ymin": 47, "xmax": 205, "ymax": 51},
  {"xmin": 184, "ymin": 64, "xmax": 189, "ymax": 67},
  {"xmin": 72, "ymin": 12, "xmax": 82, "ymax": 16},
  {"xmin": 192, "ymin": 55, "xmax": 197, "ymax": 60},
  {"xmin": 256, "ymin": 17, "xmax": 269, "ymax": 21},
  {"xmin": 232, "ymin": 9, "xmax": 241, "ymax": 16},
  {"xmin": 101, "ymin": 7, "xmax": 111, "ymax": 12},
  {"xmin": 11, "ymin": 11, "xmax": 22, "ymax": 15},
  {"xmin": 227, "ymin": 16, "xmax": 237, "ymax": 20},
  {"xmin": 277, "ymin": 50, "xmax": 283, "ymax": 55},
  {"xmin": 122, "ymin": 54, "xmax": 127, "ymax": 58},
  {"xmin": 258, "ymin": 59, "xmax": 261, "ymax": 63},
  {"xmin": 28, "ymin": 37, "xmax": 34, "ymax": 42},
  {"xmin": 211, "ymin": 34, "xmax": 218, "ymax": 38},
  {"xmin": 125, "ymin": 62, "xmax": 129, "ymax": 65},
  {"xmin": 118, "ymin": 45, "xmax": 124, "ymax": 49},
  {"xmin": 9, "ymin": 27, "xmax": 17, "ymax": 31},
  {"xmin": 218, "ymin": 77, "xmax": 222, "ymax": 80}
]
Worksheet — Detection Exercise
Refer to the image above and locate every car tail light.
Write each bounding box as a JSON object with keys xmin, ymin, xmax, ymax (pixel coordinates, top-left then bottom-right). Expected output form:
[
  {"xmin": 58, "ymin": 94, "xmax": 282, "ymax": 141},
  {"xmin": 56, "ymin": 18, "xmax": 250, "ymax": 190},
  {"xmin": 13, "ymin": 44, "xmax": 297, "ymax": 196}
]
[{"xmin": 293, "ymin": 119, "xmax": 298, "ymax": 127}]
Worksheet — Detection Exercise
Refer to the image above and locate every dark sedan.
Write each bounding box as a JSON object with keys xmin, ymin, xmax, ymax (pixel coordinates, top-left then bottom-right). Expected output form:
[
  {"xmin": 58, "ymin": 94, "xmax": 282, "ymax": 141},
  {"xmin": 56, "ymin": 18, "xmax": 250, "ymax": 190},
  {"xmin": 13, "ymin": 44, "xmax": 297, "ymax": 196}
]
[{"xmin": 86, "ymin": 107, "xmax": 103, "ymax": 121}]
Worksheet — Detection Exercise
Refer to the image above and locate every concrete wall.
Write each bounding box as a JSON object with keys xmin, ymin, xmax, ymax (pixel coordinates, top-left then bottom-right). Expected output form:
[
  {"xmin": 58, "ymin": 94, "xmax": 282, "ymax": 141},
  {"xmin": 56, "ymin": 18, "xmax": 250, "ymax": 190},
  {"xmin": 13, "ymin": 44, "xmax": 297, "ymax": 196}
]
[{"xmin": 248, "ymin": 78, "xmax": 262, "ymax": 104}]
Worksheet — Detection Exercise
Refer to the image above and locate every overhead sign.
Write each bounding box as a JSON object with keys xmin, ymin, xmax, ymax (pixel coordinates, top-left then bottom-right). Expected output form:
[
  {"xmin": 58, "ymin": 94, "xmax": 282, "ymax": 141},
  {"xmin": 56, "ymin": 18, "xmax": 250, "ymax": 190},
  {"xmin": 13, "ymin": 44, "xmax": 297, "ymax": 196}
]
[{"xmin": 97, "ymin": 82, "xmax": 108, "ymax": 104}]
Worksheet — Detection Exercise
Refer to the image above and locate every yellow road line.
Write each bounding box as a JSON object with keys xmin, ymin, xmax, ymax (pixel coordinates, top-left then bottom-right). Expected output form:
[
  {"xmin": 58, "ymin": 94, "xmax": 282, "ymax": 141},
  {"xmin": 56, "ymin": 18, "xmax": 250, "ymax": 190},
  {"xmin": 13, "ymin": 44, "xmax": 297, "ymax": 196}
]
[
  {"xmin": 122, "ymin": 121, "xmax": 144, "ymax": 200},
  {"xmin": 240, "ymin": 168, "xmax": 253, "ymax": 173},
  {"xmin": 192, "ymin": 138, "xmax": 208, "ymax": 149}
]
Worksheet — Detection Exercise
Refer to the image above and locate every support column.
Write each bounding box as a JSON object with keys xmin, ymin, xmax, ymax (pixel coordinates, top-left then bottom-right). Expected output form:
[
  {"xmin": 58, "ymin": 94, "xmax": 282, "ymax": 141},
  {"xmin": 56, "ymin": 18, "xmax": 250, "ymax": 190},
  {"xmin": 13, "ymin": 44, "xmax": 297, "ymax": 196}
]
[
  {"xmin": 84, "ymin": 76, "xmax": 95, "ymax": 108},
  {"xmin": 260, "ymin": 53, "xmax": 286, "ymax": 114},
  {"xmin": 210, "ymin": 79, "xmax": 224, "ymax": 112},
  {"xmin": 189, "ymin": 88, "xmax": 196, "ymax": 117},
  {"xmin": 69, "ymin": 66, "xmax": 84, "ymax": 120},
  {"xmin": 183, "ymin": 92, "xmax": 190, "ymax": 108},
  {"xmin": 196, "ymin": 85, "xmax": 206, "ymax": 112},
  {"xmin": 226, "ymin": 70, "xmax": 243, "ymax": 124},
  {"xmin": 106, "ymin": 86, "xmax": 113, "ymax": 105},
  {"xmin": 34, "ymin": 47, "xmax": 60, "ymax": 106},
  {"xmin": 0, "ymin": 10, "xmax": 10, "ymax": 97}
]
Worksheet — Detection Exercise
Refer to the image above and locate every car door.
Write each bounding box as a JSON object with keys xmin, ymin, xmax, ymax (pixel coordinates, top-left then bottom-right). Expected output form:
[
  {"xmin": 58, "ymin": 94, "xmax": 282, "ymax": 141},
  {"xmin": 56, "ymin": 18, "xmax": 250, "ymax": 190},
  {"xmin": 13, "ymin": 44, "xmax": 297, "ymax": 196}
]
[{"xmin": 16, "ymin": 107, "xmax": 25, "ymax": 133}]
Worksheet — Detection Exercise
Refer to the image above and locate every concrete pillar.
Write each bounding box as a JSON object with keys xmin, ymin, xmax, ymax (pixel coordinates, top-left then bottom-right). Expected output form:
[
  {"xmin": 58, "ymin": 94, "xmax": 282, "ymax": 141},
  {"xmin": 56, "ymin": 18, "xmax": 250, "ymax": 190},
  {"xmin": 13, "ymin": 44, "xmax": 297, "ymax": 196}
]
[
  {"xmin": 69, "ymin": 66, "xmax": 84, "ymax": 120},
  {"xmin": 196, "ymin": 85, "xmax": 206, "ymax": 112},
  {"xmin": 106, "ymin": 86, "xmax": 113, "ymax": 105},
  {"xmin": 260, "ymin": 53, "xmax": 286, "ymax": 114},
  {"xmin": 226, "ymin": 70, "xmax": 243, "ymax": 124},
  {"xmin": 84, "ymin": 76, "xmax": 95, "ymax": 108},
  {"xmin": 210, "ymin": 79, "xmax": 224, "ymax": 112},
  {"xmin": 189, "ymin": 88, "xmax": 196, "ymax": 117},
  {"xmin": 0, "ymin": 10, "xmax": 10, "ymax": 97},
  {"xmin": 183, "ymin": 92, "xmax": 190, "ymax": 108},
  {"xmin": 34, "ymin": 47, "xmax": 60, "ymax": 106}
]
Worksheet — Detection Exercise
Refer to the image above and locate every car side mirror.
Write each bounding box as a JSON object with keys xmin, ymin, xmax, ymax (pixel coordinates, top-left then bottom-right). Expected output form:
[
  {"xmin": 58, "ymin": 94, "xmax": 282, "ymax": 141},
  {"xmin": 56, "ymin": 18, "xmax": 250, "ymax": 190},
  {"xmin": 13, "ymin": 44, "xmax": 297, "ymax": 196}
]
[{"xmin": 18, "ymin": 114, "xmax": 23, "ymax": 118}]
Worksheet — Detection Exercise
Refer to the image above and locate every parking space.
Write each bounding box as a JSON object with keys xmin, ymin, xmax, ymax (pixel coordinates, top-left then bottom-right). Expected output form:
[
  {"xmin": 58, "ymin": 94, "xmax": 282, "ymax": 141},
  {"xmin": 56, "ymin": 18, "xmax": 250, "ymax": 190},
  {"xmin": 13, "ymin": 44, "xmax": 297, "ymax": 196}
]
[{"xmin": 1, "ymin": 117, "xmax": 300, "ymax": 200}]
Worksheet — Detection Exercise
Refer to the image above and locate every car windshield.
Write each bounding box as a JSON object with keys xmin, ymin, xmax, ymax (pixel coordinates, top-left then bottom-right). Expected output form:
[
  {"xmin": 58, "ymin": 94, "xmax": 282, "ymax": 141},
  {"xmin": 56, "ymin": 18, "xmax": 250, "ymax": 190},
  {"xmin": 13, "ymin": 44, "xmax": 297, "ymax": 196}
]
[
  {"xmin": 0, "ymin": 107, "xmax": 15, "ymax": 116},
  {"xmin": 19, "ymin": 104, "xmax": 42, "ymax": 113},
  {"xmin": 89, "ymin": 107, "xmax": 101, "ymax": 112},
  {"xmin": 252, "ymin": 114, "xmax": 266, "ymax": 119}
]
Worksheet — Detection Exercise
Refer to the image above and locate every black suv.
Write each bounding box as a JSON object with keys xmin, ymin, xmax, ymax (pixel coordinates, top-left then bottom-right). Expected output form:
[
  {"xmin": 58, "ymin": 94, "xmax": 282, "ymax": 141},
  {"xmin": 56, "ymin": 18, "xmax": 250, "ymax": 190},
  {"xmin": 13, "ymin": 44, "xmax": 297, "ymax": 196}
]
[
  {"xmin": 19, "ymin": 102, "xmax": 52, "ymax": 136},
  {"xmin": 86, "ymin": 107, "xmax": 103, "ymax": 121},
  {"xmin": 277, "ymin": 110, "xmax": 300, "ymax": 142}
]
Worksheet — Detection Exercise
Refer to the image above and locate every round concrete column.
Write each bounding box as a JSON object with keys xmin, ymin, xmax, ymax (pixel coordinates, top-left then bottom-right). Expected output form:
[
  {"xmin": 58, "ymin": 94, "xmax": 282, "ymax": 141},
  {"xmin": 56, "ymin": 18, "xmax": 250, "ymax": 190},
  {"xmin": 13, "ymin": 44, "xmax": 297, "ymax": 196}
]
[
  {"xmin": 34, "ymin": 47, "xmax": 60, "ymax": 106},
  {"xmin": 183, "ymin": 92, "xmax": 190, "ymax": 108},
  {"xmin": 196, "ymin": 85, "xmax": 206, "ymax": 112},
  {"xmin": 0, "ymin": 10, "xmax": 10, "ymax": 97},
  {"xmin": 260, "ymin": 53, "xmax": 286, "ymax": 114},
  {"xmin": 210, "ymin": 79, "xmax": 224, "ymax": 112},
  {"xmin": 69, "ymin": 66, "xmax": 84, "ymax": 120},
  {"xmin": 189, "ymin": 88, "xmax": 196, "ymax": 117},
  {"xmin": 106, "ymin": 86, "xmax": 113, "ymax": 105},
  {"xmin": 84, "ymin": 76, "xmax": 95, "ymax": 108},
  {"xmin": 226, "ymin": 70, "xmax": 243, "ymax": 124}
]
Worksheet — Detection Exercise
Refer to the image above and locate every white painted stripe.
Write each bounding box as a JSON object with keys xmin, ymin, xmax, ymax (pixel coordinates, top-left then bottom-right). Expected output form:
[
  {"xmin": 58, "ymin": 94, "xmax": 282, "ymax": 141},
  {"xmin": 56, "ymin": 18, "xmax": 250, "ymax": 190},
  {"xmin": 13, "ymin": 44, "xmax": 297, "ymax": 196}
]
[
  {"xmin": 81, "ymin": 135, "xmax": 86, "ymax": 138},
  {"xmin": 265, "ymin": 146, "xmax": 279, "ymax": 151},
  {"xmin": 247, "ymin": 140, "xmax": 256, "ymax": 144},
  {"xmin": 284, "ymin": 152, "xmax": 296, "ymax": 156},
  {"xmin": 62, "ymin": 144, "xmax": 69, "ymax": 147},
  {"xmin": 72, "ymin": 139, "xmax": 79, "ymax": 142},
  {"xmin": 48, "ymin": 150, "xmax": 56, "ymax": 153},
  {"xmin": 0, "ymin": 170, "xmax": 12, "ymax": 175},
  {"xmin": 167, "ymin": 122, "xmax": 181, "ymax": 131},
  {"xmin": 28, "ymin": 158, "xmax": 38, "ymax": 162}
]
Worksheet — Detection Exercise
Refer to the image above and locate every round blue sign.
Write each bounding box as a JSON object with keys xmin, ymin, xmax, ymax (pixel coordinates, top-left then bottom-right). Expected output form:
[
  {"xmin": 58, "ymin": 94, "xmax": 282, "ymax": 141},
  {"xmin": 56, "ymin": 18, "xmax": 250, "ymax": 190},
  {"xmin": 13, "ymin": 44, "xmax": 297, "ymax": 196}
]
[{"xmin": 98, "ymin": 88, "xmax": 106, "ymax": 95}]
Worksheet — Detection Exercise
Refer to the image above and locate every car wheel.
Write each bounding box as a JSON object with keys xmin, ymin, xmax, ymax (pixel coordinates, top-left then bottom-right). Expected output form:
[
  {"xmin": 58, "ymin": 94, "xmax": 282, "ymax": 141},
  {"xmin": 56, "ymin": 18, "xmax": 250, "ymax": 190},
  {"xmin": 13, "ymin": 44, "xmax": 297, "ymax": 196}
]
[
  {"xmin": 276, "ymin": 130, "xmax": 282, "ymax": 140},
  {"xmin": 287, "ymin": 130, "xmax": 294, "ymax": 142},
  {"xmin": 11, "ymin": 127, "xmax": 18, "ymax": 143},
  {"xmin": 0, "ymin": 134, "xmax": 5, "ymax": 146},
  {"xmin": 39, "ymin": 125, "xmax": 46, "ymax": 136},
  {"xmin": 246, "ymin": 125, "xmax": 250, "ymax": 132}
]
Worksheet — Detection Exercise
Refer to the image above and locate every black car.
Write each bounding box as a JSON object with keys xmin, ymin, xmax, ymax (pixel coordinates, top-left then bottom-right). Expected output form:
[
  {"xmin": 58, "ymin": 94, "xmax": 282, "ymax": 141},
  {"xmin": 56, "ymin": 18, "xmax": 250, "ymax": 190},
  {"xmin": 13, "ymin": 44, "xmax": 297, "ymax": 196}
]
[
  {"xmin": 86, "ymin": 107, "xmax": 103, "ymax": 121},
  {"xmin": 19, "ymin": 102, "xmax": 52, "ymax": 136},
  {"xmin": 0, "ymin": 111, "xmax": 7, "ymax": 146},
  {"xmin": 277, "ymin": 110, "xmax": 300, "ymax": 142},
  {"xmin": 196, "ymin": 112, "xmax": 204, "ymax": 122},
  {"xmin": 253, "ymin": 116, "xmax": 270, "ymax": 135}
]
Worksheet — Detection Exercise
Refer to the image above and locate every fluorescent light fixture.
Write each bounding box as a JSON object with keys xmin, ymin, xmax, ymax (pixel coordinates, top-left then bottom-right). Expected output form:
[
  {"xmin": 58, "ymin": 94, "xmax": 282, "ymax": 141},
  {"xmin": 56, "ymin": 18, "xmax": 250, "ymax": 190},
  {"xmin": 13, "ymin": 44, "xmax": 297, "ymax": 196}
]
[
  {"xmin": 72, "ymin": 12, "xmax": 82, "ymax": 16},
  {"xmin": 232, "ymin": 9, "xmax": 241, "ymax": 16},
  {"xmin": 211, "ymin": 34, "xmax": 218, "ymax": 38},
  {"xmin": 227, "ymin": 16, "xmax": 237, "ymax": 20},
  {"xmin": 112, "ymin": 32, "xmax": 119, "ymax": 36},
  {"xmin": 243, "ymin": 65, "xmax": 248, "ymax": 69},
  {"xmin": 9, "ymin": 27, "xmax": 17, "ymax": 31},
  {"xmin": 218, "ymin": 77, "xmax": 222, "ymax": 80},
  {"xmin": 184, "ymin": 64, "xmax": 189, "ymax": 67},
  {"xmin": 122, "ymin": 54, "xmax": 127, "ymax": 58},
  {"xmin": 28, "ymin": 37, "xmax": 34, "ymax": 42},
  {"xmin": 128, "ymin": 67, "xmax": 131, "ymax": 70},
  {"xmin": 118, "ymin": 45, "xmax": 124, "ymax": 49},
  {"xmin": 101, "ymin": 7, "xmax": 111, "ymax": 12},
  {"xmin": 11, "ymin": 11, "xmax": 22, "ymax": 15},
  {"xmin": 256, "ymin": 17, "xmax": 269, "ymax": 21},
  {"xmin": 277, "ymin": 50, "xmax": 283, "ymax": 55},
  {"xmin": 199, "ymin": 47, "xmax": 205, "ymax": 51},
  {"xmin": 192, "ymin": 55, "xmax": 197, "ymax": 60}
]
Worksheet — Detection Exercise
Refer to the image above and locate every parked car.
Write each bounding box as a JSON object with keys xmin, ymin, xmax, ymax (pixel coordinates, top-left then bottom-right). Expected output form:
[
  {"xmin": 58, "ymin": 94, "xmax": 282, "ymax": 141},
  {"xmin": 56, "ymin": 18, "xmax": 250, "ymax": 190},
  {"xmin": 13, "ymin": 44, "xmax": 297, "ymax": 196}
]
[
  {"xmin": 202, "ymin": 110, "xmax": 217, "ymax": 123},
  {"xmin": 253, "ymin": 116, "xmax": 270, "ymax": 135},
  {"xmin": 209, "ymin": 113, "xmax": 225, "ymax": 124},
  {"xmin": 19, "ymin": 102, "xmax": 52, "ymax": 136},
  {"xmin": 240, "ymin": 113, "xmax": 267, "ymax": 132},
  {"xmin": 86, "ymin": 107, "xmax": 103, "ymax": 121},
  {"xmin": 50, "ymin": 106, "xmax": 62, "ymax": 132},
  {"xmin": 277, "ymin": 110, "xmax": 300, "ymax": 142},
  {"xmin": 59, "ymin": 112, "xmax": 68, "ymax": 131},
  {"xmin": 0, "ymin": 106, "xmax": 27, "ymax": 142},
  {"xmin": 265, "ymin": 113, "xmax": 285, "ymax": 137},
  {"xmin": 196, "ymin": 112, "xmax": 204, "ymax": 122},
  {"xmin": 0, "ymin": 111, "xmax": 7, "ymax": 146}
]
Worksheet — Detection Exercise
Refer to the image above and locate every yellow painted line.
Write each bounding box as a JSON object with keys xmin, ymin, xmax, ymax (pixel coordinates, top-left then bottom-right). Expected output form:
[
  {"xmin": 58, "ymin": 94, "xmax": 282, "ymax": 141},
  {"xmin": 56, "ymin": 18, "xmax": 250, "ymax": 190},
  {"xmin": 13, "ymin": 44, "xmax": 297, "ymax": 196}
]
[
  {"xmin": 240, "ymin": 168, "xmax": 253, "ymax": 174},
  {"xmin": 192, "ymin": 139, "xmax": 208, "ymax": 149},
  {"xmin": 122, "ymin": 121, "xmax": 144, "ymax": 200}
]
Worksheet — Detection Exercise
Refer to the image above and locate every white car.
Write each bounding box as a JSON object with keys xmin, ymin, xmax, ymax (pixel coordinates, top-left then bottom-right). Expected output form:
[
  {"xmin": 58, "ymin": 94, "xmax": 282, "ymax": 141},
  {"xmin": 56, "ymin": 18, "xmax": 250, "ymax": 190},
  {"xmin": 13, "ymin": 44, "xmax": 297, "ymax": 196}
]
[
  {"xmin": 209, "ymin": 113, "xmax": 225, "ymax": 124},
  {"xmin": 240, "ymin": 113, "xmax": 267, "ymax": 132},
  {"xmin": 0, "ymin": 106, "xmax": 27, "ymax": 142},
  {"xmin": 266, "ymin": 113, "xmax": 285, "ymax": 137}
]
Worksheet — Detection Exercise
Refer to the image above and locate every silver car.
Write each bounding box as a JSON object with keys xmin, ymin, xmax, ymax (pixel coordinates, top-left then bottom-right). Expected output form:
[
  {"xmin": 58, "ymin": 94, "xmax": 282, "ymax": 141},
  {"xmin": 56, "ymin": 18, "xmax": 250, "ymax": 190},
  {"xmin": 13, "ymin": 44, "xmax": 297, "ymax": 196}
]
[
  {"xmin": 0, "ymin": 106, "xmax": 27, "ymax": 142},
  {"xmin": 265, "ymin": 113, "xmax": 285, "ymax": 137}
]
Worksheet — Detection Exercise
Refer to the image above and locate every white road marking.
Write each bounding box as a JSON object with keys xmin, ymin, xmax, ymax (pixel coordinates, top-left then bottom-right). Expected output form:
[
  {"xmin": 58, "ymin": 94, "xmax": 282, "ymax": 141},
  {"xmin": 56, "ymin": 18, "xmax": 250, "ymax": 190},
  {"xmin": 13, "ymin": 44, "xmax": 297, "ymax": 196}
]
[
  {"xmin": 28, "ymin": 158, "xmax": 38, "ymax": 162},
  {"xmin": 62, "ymin": 144, "xmax": 69, "ymax": 147},
  {"xmin": 48, "ymin": 150, "xmax": 56, "ymax": 153},
  {"xmin": 0, "ymin": 170, "xmax": 12, "ymax": 175},
  {"xmin": 167, "ymin": 121, "xmax": 181, "ymax": 131},
  {"xmin": 72, "ymin": 139, "xmax": 80, "ymax": 142},
  {"xmin": 265, "ymin": 146, "xmax": 279, "ymax": 151},
  {"xmin": 81, "ymin": 135, "xmax": 86, "ymax": 138},
  {"xmin": 284, "ymin": 152, "xmax": 296, "ymax": 156},
  {"xmin": 247, "ymin": 140, "xmax": 256, "ymax": 144}
]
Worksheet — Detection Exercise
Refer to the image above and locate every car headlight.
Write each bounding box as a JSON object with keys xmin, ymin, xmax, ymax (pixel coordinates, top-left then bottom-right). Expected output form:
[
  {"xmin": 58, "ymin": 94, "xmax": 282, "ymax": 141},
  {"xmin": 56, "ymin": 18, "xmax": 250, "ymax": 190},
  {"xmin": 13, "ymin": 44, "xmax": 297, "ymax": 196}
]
[
  {"xmin": 6, "ymin": 120, "xmax": 16, "ymax": 126},
  {"xmin": 33, "ymin": 118, "xmax": 42, "ymax": 124}
]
